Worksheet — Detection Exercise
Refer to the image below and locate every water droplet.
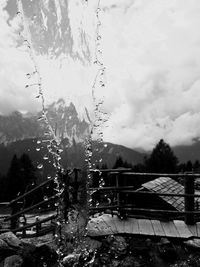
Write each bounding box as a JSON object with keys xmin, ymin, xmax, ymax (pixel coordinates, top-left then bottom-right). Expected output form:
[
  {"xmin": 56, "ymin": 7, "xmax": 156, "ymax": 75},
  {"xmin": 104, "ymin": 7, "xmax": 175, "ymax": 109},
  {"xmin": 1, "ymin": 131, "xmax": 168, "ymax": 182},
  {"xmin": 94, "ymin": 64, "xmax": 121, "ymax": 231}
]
[
  {"xmin": 36, "ymin": 147, "xmax": 40, "ymax": 151},
  {"xmin": 26, "ymin": 73, "xmax": 31, "ymax": 79},
  {"xmin": 37, "ymin": 163, "xmax": 43, "ymax": 169},
  {"xmin": 43, "ymin": 154, "xmax": 48, "ymax": 160},
  {"xmin": 43, "ymin": 196, "xmax": 48, "ymax": 201},
  {"xmin": 104, "ymin": 143, "xmax": 108, "ymax": 148},
  {"xmin": 37, "ymin": 140, "xmax": 41, "ymax": 144},
  {"xmin": 37, "ymin": 116, "xmax": 43, "ymax": 121}
]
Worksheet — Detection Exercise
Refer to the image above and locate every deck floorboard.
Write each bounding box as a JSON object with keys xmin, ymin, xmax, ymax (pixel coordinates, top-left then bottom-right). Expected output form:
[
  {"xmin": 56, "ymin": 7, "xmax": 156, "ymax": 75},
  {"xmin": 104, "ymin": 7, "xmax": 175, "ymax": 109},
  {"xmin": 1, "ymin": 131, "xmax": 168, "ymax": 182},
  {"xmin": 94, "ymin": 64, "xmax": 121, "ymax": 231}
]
[
  {"xmin": 173, "ymin": 220, "xmax": 193, "ymax": 239},
  {"xmin": 161, "ymin": 221, "xmax": 180, "ymax": 238},
  {"xmin": 86, "ymin": 215, "xmax": 200, "ymax": 239},
  {"xmin": 151, "ymin": 220, "xmax": 165, "ymax": 237},
  {"xmin": 138, "ymin": 219, "xmax": 155, "ymax": 236}
]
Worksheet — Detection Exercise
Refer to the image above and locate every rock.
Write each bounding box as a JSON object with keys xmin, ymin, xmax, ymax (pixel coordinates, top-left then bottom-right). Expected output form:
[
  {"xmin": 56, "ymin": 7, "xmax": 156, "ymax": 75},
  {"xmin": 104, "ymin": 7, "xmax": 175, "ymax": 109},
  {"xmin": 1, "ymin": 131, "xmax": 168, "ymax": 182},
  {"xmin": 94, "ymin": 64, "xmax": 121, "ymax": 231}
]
[
  {"xmin": 107, "ymin": 236, "xmax": 128, "ymax": 255},
  {"xmin": 81, "ymin": 237, "xmax": 102, "ymax": 251},
  {"xmin": 157, "ymin": 238, "xmax": 177, "ymax": 263},
  {"xmin": 3, "ymin": 255, "xmax": 23, "ymax": 267},
  {"xmin": 0, "ymin": 240, "xmax": 9, "ymax": 250},
  {"xmin": 33, "ymin": 244, "xmax": 58, "ymax": 267},
  {"xmin": 160, "ymin": 238, "xmax": 170, "ymax": 245},
  {"xmin": 98, "ymin": 252, "xmax": 111, "ymax": 266},
  {"xmin": 62, "ymin": 253, "xmax": 80, "ymax": 267},
  {"xmin": 18, "ymin": 242, "xmax": 37, "ymax": 267},
  {"xmin": 0, "ymin": 233, "xmax": 21, "ymax": 248},
  {"xmin": 121, "ymin": 256, "xmax": 138, "ymax": 267},
  {"xmin": 184, "ymin": 238, "xmax": 200, "ymax": 249},
  {"xmin": 0, "ymin": 239, "xmax": 16, "ymax": 263}
]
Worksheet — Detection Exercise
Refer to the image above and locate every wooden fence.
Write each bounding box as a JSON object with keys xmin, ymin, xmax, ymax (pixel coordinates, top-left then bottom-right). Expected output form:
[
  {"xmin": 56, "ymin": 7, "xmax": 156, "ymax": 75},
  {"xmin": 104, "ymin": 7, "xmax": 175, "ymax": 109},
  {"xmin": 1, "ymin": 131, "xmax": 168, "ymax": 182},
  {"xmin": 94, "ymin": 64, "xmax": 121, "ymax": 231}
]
[
  {"xmin": 1, "ymin": 168, "xmax": 81, "ymax": 237},
  {"xmin": 1, "ymin": 168, "xmax": 200, "ymax": 237}
]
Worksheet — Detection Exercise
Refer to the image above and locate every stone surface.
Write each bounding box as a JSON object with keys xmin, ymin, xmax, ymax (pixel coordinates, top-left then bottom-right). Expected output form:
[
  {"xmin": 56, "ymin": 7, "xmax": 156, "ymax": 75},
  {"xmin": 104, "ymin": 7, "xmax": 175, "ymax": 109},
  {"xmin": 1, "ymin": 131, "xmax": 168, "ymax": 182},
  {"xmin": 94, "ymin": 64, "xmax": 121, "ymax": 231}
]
[
  {"xmin": 157, "ymin": 238, "xmax": 177, "ymax": 263},
  {"xmin": 106, "ymin": 236, "xmax": 128, "ymax": 255},
  {"xmin": 62, "ymin": 254, "xmax": 80, "ymax": 267},
  {"xmin": 0, "ymin": 240, "xmax": 9, "ymax": 250},
  {"xmin": 33, "ymin": 244, "xmax": 58, "ymax": 267},
  {"xmin": 4, "ymin": 255, "xmax": 23, "ymax": 267},
  {"xmin": 184, "ymin": 238, "xmax": 200, "ymax": 249},
  {"xmin": 0, "ymin": 233, "xmax": 21, "ymax": 248}
]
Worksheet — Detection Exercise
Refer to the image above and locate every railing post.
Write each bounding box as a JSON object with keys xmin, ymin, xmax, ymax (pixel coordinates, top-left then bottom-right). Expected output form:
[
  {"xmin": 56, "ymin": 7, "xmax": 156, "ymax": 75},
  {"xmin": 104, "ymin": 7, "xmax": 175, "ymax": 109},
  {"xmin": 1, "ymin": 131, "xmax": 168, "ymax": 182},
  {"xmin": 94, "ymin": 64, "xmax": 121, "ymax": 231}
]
[
  {"xmin": 116, "ymin": 173, "xmax": 120, "ymax": 208},
  {"xmin": 10, "ymin": 202, "xmax": 19, "ymax": 230},
  {"xmin": 36, "ymin": 217, "xmax": 41, "ymax": 235},
  {"xmin": 184, "ymin": 175, "xmax": 195, "ymax": 225}
]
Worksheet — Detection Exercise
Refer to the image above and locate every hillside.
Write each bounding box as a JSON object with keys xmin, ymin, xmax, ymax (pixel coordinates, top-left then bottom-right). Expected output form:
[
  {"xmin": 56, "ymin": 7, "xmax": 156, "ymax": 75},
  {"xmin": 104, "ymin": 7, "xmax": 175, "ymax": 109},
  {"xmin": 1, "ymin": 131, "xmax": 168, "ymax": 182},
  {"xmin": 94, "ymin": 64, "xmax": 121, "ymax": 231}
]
[
  {"xmin": 173, "ymin": 141, "xmax": 200, "ymax": 163},
  {"xmin": 0, "ymin": 139, "xmax": 145, "ymax": 176}
]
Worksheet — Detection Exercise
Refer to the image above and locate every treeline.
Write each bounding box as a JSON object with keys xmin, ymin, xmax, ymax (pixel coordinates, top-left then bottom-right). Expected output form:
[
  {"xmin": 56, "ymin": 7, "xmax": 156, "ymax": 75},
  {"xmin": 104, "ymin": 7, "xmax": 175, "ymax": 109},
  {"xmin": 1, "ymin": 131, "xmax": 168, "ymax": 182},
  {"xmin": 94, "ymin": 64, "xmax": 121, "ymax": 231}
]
[
  {"xmin": 105, "ymin": 139, "xmax": 200, "ymax": 174},
  {"xmin": 0, "ymin": 153, "xmax": 56, "ymax": 204},
  {"xmin": 0, "ymin": 153, "xmax": 36, "ymax": 201},
  {"xmin": 1, "ymin": 139, "xmax": 200, "ymax": 203}
]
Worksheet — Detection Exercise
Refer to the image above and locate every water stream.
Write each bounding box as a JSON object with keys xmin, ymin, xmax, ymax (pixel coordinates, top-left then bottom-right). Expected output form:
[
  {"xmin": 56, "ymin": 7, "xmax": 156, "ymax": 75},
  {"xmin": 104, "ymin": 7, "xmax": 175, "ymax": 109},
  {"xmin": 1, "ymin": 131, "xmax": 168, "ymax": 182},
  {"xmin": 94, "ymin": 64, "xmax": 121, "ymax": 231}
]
[{"xmin": 15, "ymin": 0, "xmax": 107, "ymax": 265}]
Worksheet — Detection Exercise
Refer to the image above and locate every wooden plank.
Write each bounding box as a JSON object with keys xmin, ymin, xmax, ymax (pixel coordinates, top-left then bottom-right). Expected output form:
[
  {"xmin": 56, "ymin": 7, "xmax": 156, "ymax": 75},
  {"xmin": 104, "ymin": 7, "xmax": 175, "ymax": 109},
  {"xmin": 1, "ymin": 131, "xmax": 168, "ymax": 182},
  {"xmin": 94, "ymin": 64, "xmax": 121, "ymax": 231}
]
[
  {"xmin": 87, "ymin": 220, "xmax": 102, "ymax": 236},
  {"xmin": 100, "ymin": 214, "xmax": 118, "ymax": 234},
  {"xmin": 90, "ymin": 216, "xmax": 113, "ymax": 236},
  {"xmin": 97, "ymin": 220, "xmax": 113, "ymax": 235},
  {"xmin": 173, "ymin": 220, "xmax": 193, "ymax": 239},
  {"xmin": 108, "ymin": 215, "xmax": 122, "ymax": 234},
  {"xmin": 161, "ymin": 221, "xmax": 180, "ymax": 238},
  {"xmin": 124, "ymin": 218, "xmax": 134, "ymax": 234},
  {"xmin": 188, "ymin": 224, "xmax": 198, "ymax": 237},
  {"xmin": 196, "ymin": 222, "xmax": 200, "ymax": 237},
  {"xmin": 138, "ymin": 219, "xmax": 154, "ymax": 236},
  {"xmin": 129, "ymin": 218, "xmax": 139, "ymax": 234},
  {"xmin": 114, "ymin": 218, "xmax": 125, "ymax": 234},
  {"xmin": 98, "ymin": 215, "xmax": 115, "ymax": 235},
  {"xmin": 151, "ymin": 220, "xmax": 165, "ymax": 237}
]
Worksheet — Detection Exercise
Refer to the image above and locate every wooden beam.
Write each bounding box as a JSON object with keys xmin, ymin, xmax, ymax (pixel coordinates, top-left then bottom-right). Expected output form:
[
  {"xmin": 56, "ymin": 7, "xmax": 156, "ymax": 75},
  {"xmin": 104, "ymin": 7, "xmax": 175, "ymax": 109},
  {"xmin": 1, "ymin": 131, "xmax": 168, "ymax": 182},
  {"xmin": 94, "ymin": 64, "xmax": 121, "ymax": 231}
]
[
  {"xmin": 185, "ymin": 176, "xmax": 195, "ymax": 225},
  {"xmin": 5, "ymin": 194, "xmax": 58, "ymax": 222},
  {"xmin": 9, "ymin": 176, "xmax": 55, "ymax": 206},
  {"xmin": 12, "ymin": 214, "xmax": 57, "ymax": 233}
]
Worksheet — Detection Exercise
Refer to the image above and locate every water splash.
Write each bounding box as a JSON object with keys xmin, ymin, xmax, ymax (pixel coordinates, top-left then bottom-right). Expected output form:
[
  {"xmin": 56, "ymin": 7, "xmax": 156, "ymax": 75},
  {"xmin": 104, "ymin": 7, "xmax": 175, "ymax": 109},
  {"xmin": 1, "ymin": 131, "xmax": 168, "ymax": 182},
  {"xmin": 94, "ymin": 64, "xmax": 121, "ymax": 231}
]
[
  {"xmin": 16, "ymin": 0, "xmax": 65, "ymax": 263},
  {"xmin": 84, "ymin": 0, "xmax": 109, "ymax": 222}
]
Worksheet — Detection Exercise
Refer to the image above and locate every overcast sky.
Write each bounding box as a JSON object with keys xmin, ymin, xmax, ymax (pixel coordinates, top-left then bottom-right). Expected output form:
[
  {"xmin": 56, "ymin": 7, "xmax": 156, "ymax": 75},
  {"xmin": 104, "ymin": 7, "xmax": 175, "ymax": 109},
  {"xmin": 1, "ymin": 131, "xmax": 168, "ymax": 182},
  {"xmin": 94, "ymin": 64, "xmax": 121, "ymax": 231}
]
[{"xmin": 1, "ymin": 0, "xmax": 200, "ymax": 151}]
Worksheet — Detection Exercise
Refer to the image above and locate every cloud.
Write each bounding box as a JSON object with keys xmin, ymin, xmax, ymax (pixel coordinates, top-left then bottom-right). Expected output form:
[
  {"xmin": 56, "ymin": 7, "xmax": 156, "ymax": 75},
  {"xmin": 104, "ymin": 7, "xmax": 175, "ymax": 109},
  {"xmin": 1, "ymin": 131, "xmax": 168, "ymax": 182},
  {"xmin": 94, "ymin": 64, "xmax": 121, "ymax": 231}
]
[
  {"xmin": 100, "ymin": 0, "xmax": 200, "ymax": 150},
  {"xmin": 0, "ymin": 1, "xmax": 40, "ymax": 114},
  {"xmin": 1, "ymin": 0, "xmax": 200, "ymax": 151}
]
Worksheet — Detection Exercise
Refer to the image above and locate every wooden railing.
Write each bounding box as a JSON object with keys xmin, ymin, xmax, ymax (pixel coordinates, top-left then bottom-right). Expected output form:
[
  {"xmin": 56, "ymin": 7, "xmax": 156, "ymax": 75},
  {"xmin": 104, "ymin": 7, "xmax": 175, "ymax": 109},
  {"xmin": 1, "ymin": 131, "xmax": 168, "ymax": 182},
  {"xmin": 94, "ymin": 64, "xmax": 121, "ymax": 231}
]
[
  {"xmin": 2, "ymin": 168, "xmax": 200, "ymax": 237},
  {"xmin": 2, "ymin": 168, "xmax": 81, "ymax": 237},
  {"xmin": 89, "ymin": 169, "xmax": 200, "ymax": 225}
]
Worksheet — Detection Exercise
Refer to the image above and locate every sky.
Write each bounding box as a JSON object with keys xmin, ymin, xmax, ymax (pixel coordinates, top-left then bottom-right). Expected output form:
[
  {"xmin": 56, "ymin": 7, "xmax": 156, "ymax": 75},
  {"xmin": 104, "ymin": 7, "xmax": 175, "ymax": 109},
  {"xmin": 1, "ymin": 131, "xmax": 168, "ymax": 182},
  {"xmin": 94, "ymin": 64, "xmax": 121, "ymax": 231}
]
[{"xmin": 0, "ymin": 0, "xmax": 200, "ymax": 151}]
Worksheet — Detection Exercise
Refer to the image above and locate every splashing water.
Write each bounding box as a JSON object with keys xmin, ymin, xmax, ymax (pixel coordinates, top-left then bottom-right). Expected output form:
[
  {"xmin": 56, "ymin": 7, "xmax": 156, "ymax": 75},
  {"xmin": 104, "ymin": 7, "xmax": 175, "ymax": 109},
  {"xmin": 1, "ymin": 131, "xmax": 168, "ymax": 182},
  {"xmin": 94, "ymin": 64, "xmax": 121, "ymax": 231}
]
[
  {"xmin": 84, "ymin": 0, "xmax": 109, "ymax": 222},
  {"xmin": 16, "ymin": 0, "xmax": 66, "ymax": 263},
  {"xmin": 16, "ymin": 0, "xmax": 109, "ymax": 265}
]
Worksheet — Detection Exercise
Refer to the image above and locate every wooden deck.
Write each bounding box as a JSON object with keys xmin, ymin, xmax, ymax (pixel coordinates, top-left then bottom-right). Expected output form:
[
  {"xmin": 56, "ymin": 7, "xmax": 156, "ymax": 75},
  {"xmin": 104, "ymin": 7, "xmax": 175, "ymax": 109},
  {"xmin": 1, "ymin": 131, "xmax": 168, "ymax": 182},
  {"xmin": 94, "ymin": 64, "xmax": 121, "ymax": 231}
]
[{"xmin": 87, "ymin": 214, "xmax": 200, "ymax": 239}]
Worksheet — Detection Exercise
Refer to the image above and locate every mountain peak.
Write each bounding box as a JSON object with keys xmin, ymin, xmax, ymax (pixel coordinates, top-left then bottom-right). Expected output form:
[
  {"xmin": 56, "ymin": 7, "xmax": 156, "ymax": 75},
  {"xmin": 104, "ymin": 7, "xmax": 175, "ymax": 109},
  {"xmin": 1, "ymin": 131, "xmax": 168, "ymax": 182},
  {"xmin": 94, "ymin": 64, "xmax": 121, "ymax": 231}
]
[{"xmin": 0, "ymin": 101, "xmax": 89, "ymax": 145}]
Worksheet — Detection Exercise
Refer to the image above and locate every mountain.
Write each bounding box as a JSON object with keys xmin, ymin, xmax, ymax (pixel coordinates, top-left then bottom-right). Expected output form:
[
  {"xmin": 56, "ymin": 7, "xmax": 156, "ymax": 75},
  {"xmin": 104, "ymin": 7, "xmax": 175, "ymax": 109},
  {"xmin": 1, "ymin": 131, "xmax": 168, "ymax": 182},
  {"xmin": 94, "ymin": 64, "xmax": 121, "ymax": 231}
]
[
  {"xmin": 0, "ymin": 99, "xmax": 89, "ymax": 144},
  {"xmin": 0, "ymin": 99, "xmax": 144, "ymax": 175},
  {"xmin": 6, "ymin": 0, "xmax": 90, "ymax": 62},
  {"xmin": 46, "ymin": 99, "xmax": 89, "ymax": 144},
  {"xmin": 173, "ymin": 142, "xmax": 200, "ymax": 163},
  {"xmin": 0, "ymin": 138, "xmax": 145, "ymax": 176}
]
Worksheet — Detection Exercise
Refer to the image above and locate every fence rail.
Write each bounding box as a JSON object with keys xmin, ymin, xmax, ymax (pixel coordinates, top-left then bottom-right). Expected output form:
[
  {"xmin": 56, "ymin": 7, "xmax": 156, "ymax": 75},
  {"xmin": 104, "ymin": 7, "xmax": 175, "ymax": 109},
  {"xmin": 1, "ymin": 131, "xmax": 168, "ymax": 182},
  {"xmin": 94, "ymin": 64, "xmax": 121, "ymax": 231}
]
[{"xmin": 2, "ymin": 169, "xmax": 200, "ymax": 237}]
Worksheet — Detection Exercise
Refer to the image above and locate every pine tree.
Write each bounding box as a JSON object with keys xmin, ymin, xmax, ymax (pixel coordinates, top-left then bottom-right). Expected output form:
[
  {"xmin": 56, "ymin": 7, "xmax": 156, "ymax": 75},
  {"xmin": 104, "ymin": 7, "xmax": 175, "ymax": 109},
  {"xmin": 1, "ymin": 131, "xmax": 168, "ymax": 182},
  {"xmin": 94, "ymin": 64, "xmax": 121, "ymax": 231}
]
[
  {"xmin": 146, "ymin": 139, "xmax": 178, "ymax": 173},
  {"xmin": 20, "ymin": 153, "xmax": 36, "ymax": 189},
  {"xmin": 7, "ymin": 154, "xmax": 36, "ymax": 200},
  {"xmin": 7, "ymin": 154, "xmax": 21, "ymax": 199},
  {"xmin": 113, "ymin": 156, "xmax": 124, "ymax": 168}
]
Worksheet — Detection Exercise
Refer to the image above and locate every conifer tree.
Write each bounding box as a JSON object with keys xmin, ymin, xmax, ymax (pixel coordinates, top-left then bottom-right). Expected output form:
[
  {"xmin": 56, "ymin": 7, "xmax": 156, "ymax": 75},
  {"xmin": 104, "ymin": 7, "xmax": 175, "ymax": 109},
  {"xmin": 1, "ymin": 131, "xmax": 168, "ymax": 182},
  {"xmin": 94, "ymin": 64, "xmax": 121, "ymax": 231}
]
[{"xmin": 146, "ymin": 139, "xmax": 178, "ymax": 173}]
